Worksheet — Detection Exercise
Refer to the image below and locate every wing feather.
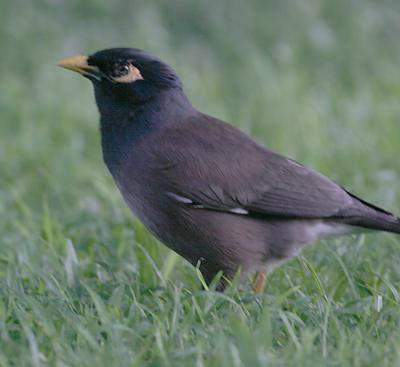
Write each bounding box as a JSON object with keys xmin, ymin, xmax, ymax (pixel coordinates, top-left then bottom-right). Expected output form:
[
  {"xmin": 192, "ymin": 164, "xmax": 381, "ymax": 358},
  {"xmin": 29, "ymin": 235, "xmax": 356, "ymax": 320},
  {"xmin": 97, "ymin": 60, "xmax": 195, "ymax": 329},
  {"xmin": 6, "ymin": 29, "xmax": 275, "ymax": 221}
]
[{"xmin": 150, "ymin": 115, "xmax": 363, "ymax": 219}]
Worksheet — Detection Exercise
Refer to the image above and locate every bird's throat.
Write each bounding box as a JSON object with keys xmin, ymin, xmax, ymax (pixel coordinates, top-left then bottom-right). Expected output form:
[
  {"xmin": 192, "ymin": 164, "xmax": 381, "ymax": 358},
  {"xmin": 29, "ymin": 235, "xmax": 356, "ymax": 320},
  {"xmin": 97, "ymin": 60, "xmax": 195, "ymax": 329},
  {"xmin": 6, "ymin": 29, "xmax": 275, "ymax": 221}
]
[
  {"xmin": 99, "ymin": 111, "xmax": 153, "ymax": 179},
  {"xmin": 98, "ymin": 88, "xmax": 195, "ymax": 178}
]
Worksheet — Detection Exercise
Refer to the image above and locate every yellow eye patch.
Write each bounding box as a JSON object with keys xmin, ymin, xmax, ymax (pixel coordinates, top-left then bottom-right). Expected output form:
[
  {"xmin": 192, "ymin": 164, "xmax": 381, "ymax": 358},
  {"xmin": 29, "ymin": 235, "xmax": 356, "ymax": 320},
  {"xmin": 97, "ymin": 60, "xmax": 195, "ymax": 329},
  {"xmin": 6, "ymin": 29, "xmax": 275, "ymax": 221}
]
[{"xmin": 111, "ymin": 64, "xmax": 144, "ymax": 83}]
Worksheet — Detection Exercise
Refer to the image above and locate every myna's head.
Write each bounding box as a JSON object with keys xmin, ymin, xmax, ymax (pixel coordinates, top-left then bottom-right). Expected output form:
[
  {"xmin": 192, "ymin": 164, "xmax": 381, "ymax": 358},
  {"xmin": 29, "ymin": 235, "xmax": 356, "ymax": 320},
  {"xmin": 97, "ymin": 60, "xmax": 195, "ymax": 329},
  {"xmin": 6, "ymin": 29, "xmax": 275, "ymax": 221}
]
[{"xmin": 58, "ymin": 48, "xmax": 182, "ymax": 106}]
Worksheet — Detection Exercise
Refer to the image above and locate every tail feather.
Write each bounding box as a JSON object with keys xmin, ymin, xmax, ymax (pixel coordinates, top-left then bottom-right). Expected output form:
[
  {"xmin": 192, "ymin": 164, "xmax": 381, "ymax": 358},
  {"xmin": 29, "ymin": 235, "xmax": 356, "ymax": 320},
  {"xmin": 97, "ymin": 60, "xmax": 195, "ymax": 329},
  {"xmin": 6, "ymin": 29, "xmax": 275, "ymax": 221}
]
[
  {"xmin": 341, "ymin": 189, "xmax": 400, "ymax": 234},
  {"xmin": 345, "ymin": 214, "xmax": 400, "ymax": 235}
]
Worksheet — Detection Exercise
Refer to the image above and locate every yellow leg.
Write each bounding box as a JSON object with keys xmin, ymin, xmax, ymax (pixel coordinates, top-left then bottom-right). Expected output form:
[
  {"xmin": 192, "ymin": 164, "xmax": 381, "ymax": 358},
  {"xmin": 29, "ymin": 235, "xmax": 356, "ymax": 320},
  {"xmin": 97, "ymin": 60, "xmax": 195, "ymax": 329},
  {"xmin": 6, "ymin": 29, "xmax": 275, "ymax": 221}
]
[{"xmin": 253, "ymin": 270, "xmax": 267, "ymax": 294}]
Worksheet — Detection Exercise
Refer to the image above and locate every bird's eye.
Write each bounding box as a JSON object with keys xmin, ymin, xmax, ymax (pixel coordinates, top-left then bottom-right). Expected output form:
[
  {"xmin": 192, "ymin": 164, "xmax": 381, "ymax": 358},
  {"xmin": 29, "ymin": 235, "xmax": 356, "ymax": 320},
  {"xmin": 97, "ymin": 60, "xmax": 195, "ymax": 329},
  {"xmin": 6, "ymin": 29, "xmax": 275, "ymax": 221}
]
[
  {"xmin": 109, "ymin": 62, "xmax": 144, "ymax": 83},
  {"xmin": 112, "ymin": 63, "xmax": 130, "ymax": 77}
]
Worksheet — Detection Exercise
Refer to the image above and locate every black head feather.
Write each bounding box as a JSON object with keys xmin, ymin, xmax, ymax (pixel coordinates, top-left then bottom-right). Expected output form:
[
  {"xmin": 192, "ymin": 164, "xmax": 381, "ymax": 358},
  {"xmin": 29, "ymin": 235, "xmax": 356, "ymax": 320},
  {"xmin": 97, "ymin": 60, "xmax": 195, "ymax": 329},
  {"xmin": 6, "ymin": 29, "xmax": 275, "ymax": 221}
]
[
  {"xmin": 88, "ymin": 48, "xmax": 182, "ymax": 88},
  {"xmin": 83, "ymin": 48, "xmax": 194, "ymax": 172},
  {"xmin": 85, "ymin": 48, "xmax": 183, "ymax": 110}
]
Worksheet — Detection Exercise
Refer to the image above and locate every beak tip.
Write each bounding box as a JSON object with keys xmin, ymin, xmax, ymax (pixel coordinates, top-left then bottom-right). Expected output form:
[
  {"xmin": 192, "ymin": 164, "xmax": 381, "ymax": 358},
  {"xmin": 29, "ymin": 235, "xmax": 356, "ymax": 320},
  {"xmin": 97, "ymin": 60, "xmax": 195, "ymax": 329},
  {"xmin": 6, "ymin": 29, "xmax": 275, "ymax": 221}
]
[{"xmin": 56, "ymin": 55, "xmax": 90, "ymax": 71}]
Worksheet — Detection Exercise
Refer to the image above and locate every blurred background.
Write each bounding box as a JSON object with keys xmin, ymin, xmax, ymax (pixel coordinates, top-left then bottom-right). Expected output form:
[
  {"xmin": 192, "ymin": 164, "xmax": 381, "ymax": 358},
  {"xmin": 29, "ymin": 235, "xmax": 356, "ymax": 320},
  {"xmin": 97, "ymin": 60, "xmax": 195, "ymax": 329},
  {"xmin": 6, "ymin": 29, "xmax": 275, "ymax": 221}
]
[
  {"xmin": 1, "ymin": 0, "xmax": 400, "ymax": 365},
  {"xmin": 2, "ymin": 0, "xmax": 400, "ymax": 209}
]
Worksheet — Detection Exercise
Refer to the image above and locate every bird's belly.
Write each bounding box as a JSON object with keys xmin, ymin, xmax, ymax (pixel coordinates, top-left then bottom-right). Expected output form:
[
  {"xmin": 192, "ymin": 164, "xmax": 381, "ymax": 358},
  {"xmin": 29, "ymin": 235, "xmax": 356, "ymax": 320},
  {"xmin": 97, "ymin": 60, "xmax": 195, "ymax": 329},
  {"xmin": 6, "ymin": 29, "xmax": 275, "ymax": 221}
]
[
  {"xmin": 115, "ymin": 182, "xmax": 267, "ymax": 272},
  {"xmin": 114, "ymin": 176, "xmax": 357, "ymax": 279}
]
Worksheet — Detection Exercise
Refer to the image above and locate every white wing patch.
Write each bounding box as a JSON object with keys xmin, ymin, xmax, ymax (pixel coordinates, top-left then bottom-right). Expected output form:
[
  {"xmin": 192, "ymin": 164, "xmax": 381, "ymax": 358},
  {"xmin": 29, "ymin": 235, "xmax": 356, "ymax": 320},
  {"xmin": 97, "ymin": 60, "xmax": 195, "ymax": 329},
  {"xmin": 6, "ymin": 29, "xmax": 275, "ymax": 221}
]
[
  {"xmin": 166, "ymin": 192, "xmax": 249, "ymax": 215},
  {"xmin": 166, "ymin": 192, "xmax": 193, "ymax": 204},
  {"xmin": 229, "ymin": 208, "xmax": 249, "ymax": 215}
]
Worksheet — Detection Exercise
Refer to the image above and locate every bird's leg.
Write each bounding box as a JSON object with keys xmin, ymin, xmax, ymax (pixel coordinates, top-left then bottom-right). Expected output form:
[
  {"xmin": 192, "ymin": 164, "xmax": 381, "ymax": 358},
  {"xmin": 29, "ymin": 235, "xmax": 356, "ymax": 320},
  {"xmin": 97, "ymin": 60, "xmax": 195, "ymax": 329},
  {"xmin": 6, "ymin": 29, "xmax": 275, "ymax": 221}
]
[{"xmin": 253, "ymin": 270, "xmax": 267, "ymax": 294}]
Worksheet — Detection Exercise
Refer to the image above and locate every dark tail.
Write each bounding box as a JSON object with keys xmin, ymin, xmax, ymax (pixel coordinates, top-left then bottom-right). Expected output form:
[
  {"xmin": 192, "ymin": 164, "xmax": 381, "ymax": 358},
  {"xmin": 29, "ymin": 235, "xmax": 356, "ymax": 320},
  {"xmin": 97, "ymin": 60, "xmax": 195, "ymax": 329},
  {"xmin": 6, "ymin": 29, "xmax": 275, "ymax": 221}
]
[
  {"xmin": 341, "ymin": 189, "xmax": 400, "ymax": 234},
  {"xmin": 346, "ymin": 214, "xmax": 400, "ymax": 234}
]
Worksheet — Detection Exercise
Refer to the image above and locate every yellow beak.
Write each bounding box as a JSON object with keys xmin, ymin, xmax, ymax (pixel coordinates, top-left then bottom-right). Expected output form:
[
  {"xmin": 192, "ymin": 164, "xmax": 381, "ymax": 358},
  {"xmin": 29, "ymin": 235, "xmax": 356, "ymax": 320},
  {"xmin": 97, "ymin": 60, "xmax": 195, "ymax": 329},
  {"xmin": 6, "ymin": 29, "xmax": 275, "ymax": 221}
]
[{"xmin": 57, "ymin": 55, "xmax": 100, "ymax": 78}]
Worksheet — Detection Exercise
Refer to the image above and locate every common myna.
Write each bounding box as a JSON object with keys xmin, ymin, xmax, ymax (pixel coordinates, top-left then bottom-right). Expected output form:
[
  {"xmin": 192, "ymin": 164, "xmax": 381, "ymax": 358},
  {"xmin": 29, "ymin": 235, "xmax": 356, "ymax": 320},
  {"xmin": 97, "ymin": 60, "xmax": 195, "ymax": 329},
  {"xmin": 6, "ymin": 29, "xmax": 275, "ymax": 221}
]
[{"xmin": 58, "ymin": 48, "xmax": 400, "ymax": 292}]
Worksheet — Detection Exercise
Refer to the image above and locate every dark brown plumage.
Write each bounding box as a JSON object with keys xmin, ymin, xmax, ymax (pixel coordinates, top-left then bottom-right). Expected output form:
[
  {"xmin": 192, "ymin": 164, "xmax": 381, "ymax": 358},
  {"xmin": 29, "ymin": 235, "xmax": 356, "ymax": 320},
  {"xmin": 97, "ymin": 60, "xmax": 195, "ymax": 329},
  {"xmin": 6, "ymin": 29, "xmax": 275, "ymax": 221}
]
[{"xmin": 58, "ymin": 48, "xmax": 400, "ymax": 291}]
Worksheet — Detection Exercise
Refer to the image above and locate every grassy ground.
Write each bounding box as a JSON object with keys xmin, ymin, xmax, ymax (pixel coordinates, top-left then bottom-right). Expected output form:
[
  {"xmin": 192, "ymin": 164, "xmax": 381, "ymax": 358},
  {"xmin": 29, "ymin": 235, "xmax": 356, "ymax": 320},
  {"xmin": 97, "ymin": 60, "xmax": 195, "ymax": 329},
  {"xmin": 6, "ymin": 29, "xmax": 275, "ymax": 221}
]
[{"xmin": 1, "ymin": 0, "xmax": 400, "ymax": 365}]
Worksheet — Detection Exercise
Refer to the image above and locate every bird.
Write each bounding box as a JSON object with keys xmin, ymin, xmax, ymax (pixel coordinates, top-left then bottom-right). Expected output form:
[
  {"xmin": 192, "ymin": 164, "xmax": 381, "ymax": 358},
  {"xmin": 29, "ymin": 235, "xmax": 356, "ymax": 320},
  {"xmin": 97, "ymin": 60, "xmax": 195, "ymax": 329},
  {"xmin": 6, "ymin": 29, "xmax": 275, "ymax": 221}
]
[{"xmin": 58, "ymin": 48, "xmax": 400, "ymax": 292}]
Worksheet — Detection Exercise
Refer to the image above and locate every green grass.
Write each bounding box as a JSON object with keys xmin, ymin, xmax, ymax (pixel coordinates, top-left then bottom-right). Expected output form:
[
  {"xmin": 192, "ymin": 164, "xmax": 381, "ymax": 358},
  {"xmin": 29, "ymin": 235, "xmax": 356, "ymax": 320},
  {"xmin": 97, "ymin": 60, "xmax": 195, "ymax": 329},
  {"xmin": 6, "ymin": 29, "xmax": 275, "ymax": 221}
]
[{"xmin": 1, "ymin": 0, "xmax": 400, "ymax": 365}]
